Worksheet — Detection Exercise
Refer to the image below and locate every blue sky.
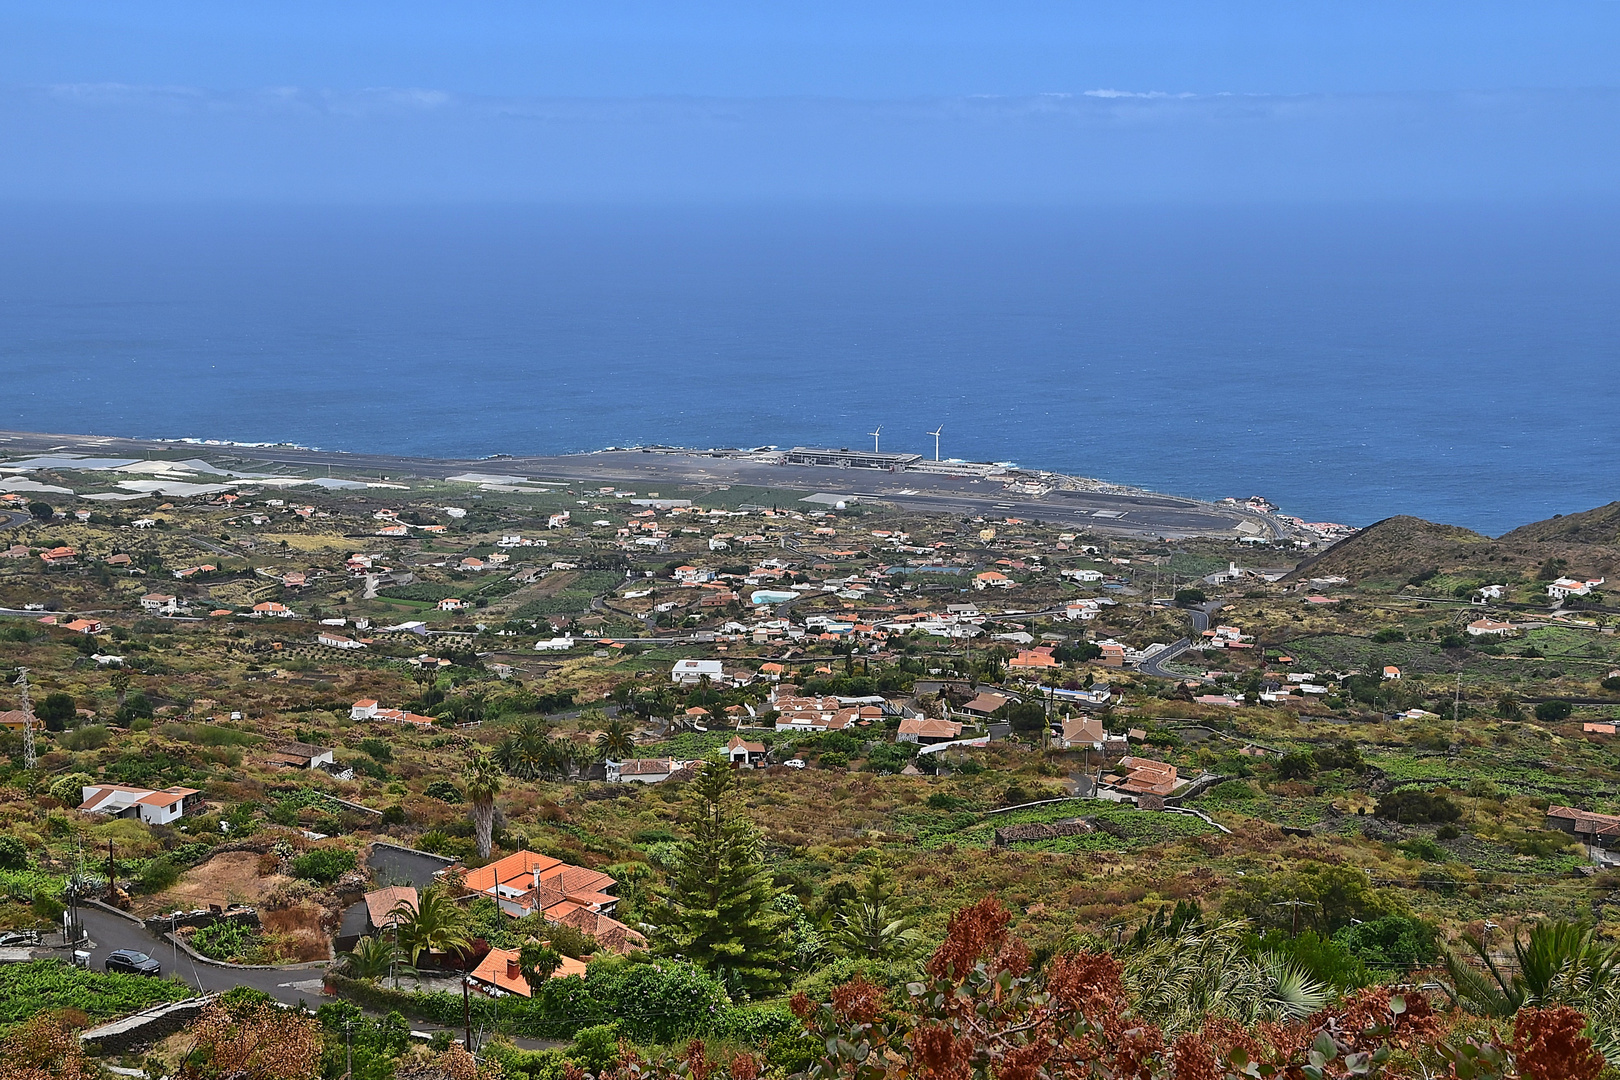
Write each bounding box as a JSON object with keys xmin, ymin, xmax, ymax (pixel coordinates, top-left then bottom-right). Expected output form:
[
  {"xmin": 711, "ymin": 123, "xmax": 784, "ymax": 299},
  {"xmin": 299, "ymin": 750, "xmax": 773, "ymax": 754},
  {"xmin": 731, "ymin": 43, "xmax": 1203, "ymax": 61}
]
[{"xmin": 5, "ymin": 2, "xmax": 1620, "ymax": 201}]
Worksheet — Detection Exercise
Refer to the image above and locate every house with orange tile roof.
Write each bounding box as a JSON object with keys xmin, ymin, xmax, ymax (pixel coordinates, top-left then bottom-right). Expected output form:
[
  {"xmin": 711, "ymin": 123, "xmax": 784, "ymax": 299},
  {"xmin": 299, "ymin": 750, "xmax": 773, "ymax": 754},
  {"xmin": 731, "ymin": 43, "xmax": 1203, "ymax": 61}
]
[
  {"xmin": 0, "ymin": 710, "xmax": 39, "ymax": 733},
  {"xmin": 469, "ymin": 947, "xmax": 588, "ymax": 998},
  {"xmin": 1008, "ymin": 648, "xmax": 1059, "ymax": 670},
  {"xmin": 61, "ymin": 618, "xmax": 103, "ymax": 635},
  {"xmin": 251, "ymin": 602, "xmax": 293, "ymax": 618},
  {"xmin": 459, "ymin": 850, "xmax": 618, "ymax": 919},
  {"xmin": 726, "ymin": 736, "xmax": 767, "ymax": 767},
  {"xmin": 973, "ymin": 571, "xmax": 1013, "ymax": 590},
  {"xmin": 40, "ymin": 546, "xmax": 78, "ymax": 565},
  {"xmin": 1105, "ymin": 757, "xmax": 1180, "ymax": 798},
  {"xmin": 1547, "ymin": 805, "xmax": 1620, "ymax": 850},
  {"xmin": 896, "ymin": 717, "xmax": 963, "ymax": 745},
  {"xmin": 364, "ymin": 886, "xmax": 418, "ymax": 933}
]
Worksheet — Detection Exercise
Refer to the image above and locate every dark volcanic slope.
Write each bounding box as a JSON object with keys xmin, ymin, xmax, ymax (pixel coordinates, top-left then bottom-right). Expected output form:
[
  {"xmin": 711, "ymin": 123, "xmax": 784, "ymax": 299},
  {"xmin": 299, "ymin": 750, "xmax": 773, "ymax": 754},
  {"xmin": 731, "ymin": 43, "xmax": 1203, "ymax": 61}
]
[
  {"xmin": 1286, "ymin": 509, "xmax": 1620, "ymax": 585},
  {"xmin": 1500, "ymin": 501, "xmax": 1620, "ymax": 546},
  {"xmin": 1285, "ymin": 516, "xmax": 1491, "ymax": 583}
]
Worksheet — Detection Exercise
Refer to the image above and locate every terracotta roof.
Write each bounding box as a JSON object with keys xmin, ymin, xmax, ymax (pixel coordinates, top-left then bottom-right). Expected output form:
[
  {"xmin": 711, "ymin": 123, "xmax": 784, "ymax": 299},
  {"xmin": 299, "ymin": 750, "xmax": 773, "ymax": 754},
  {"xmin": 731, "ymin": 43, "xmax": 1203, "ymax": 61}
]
[
  {"xmin": 469, "ymin": 947, "xmax": 588, "ymax": 997},
  {"xmin": 898, "ymin": 717, "xmax": 963, "ymax": 739},
  {"xmin": 365, "ymin": 886, "xmax": 417, "ymax": 928}
]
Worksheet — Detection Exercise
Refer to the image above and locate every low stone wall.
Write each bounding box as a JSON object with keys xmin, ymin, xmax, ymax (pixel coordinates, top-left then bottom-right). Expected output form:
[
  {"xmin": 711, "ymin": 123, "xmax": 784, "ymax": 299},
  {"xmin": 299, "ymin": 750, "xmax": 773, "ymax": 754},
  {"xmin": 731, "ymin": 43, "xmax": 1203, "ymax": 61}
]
[
  {"xmin": 144, "ymin": 907, "xmax": 259, "ymax": 934},
  {"xmin": 81, "ymin": 995, "xmax": 217, "ymax": 1053},
  {"xmin": 993, "ymin": 819, "xmax": 1094, "ymax": 846}
]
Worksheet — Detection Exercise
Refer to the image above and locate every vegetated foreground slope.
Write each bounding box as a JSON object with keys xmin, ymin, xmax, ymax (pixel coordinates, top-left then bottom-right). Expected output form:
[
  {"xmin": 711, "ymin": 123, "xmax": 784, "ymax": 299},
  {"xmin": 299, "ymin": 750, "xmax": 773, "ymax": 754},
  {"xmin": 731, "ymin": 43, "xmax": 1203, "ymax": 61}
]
[{"xmin": 1286, "ymin": 510, "xmax": 1620, "ymax": 585}]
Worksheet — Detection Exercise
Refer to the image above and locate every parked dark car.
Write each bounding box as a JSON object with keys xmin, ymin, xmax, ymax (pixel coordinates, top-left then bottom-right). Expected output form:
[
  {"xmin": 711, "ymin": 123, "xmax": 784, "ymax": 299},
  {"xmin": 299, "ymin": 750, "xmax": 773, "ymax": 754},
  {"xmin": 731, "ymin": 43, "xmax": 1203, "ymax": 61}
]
[{"xmin": 104, "ymin": 949, "xmax": 161, "ymax": 977}]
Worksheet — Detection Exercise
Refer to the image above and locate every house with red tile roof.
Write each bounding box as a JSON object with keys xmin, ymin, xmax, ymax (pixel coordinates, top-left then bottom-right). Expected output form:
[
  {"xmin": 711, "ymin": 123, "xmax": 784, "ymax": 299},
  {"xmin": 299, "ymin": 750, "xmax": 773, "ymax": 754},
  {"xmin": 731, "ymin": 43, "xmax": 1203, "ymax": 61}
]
[
  {"xmin": 896, "ymin": 717, "xmax": 963, "ymax": 745},
  {"xmin": 459, "ymin": 850, "xmax": 619, "ymax": 919},
  {"xmin": 364, "ymin": 886, "xmax": 418, "ymax": 933},
  {"xmin": 469, "ymin": 947, "xmax": 588, "ymax": 998},
  {"xmin": 1105, "ymin": 757, "xmax": 1181, "ymax": 798},
  {"xmin": 726, "ymin": 736, "xmax": 768, "ymax": 767},
  {"xmin": 1547, "ymin": 805, "xmax": 1620, "ymax": 850}
]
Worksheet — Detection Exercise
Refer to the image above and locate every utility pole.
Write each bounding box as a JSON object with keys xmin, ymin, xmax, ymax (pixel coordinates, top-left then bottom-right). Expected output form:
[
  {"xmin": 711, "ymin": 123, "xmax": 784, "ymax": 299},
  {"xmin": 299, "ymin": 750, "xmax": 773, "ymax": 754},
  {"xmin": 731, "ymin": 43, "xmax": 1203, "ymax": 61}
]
[
  {"xmin": 16, "ymin": 667, "xmax": 35, "ymax": 770},
  {"xmin": 463, "ymin": 974, "xmax": 472, "ymax": 1050},
  {"xmin": 107, "ymin": 841, "xmax": 115, "ymax": 899}
]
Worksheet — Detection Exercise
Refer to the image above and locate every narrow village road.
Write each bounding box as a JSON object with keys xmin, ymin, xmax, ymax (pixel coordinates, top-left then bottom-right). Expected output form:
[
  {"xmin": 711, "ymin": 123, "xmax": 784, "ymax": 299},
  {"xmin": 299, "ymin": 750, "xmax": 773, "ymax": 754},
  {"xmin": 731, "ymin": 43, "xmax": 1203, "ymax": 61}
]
[{"xmin": 1138, "ymin": 601, "xmax": 1223, "ymax": 681}]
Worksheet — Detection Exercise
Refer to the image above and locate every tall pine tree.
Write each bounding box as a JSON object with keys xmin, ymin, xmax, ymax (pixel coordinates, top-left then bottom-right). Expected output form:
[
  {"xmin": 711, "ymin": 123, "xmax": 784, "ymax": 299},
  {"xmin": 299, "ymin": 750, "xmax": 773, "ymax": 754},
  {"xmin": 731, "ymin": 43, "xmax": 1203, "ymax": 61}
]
[{"xmin": 652, "ymin": 760, "xmax": 789, "ymax": 997}]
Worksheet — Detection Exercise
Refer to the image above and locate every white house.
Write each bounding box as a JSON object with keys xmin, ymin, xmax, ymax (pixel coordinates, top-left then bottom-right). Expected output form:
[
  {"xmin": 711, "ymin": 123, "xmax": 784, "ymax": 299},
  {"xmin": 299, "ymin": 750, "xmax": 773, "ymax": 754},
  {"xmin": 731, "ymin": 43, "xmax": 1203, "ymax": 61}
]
[
  {"xmin": 317, "ymin": 631, "xmax": 366, "ymax": 649},
  {"xmin": 1549, "ymin": 577, "xmax": 1605, "ymax": 600},
  {"xmin": 726, "ymin": 736, "xmax": 767, "ymax": 768},
  {"xmin": 438, "ymin": 598, "xmax": 467, "ymax": 611},
  {"xmin": 79, "ymin": 784, "xmax": 202, "ymax": 826},
  {"xmin": 1061, "ymin": 568, "xmax": 1105, "ymax": 583},
  {"xmin": 974, "ymin": 571, "xmax": 1013, "ymax": 590},
  {"xmin": 1466, "ymin": 618, "xmax": 1516, "ymax": 637},
  {"xmin": 140, "ymin": 593, "xmax": 180, "ymax": 615},
  {"xmin": 1477, "ymin": 584, "xmax": 1508, "ymax": 601},
  {"xmin": 606, "ymin": 758, "xmax": 675, "ymax": 784},
  {"xmin": 671, "ymin": 658, "xmax": 725, "ymax": 686},
  {"xmin": 1055, "ymin": 716, "xmax": 1106, "ymax": 751},
  {"xmin": 673, "ymin": 566, "xmax": 714, "ymax": 584},
  {"xmin": 535, "ymin": 636, "xmax": 575, "ymax": 652}
]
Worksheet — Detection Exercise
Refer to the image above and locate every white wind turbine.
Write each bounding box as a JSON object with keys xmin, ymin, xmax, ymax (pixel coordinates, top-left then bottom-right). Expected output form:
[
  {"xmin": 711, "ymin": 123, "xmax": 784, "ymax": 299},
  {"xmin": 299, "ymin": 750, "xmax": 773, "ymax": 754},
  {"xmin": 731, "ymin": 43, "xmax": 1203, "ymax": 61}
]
[
  {"xmin": 928, "ymin": 425, "xmax": 943, "ymax": 461},
  {"xmin": 868, "ymin": 426, "xmax": 882, "ymax": 453}
]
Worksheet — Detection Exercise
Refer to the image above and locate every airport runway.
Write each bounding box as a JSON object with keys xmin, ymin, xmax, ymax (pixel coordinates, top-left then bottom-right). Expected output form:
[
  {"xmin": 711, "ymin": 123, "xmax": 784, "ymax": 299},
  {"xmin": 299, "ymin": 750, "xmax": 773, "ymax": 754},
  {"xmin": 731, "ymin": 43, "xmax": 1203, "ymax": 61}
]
[{"xmin": 0, "ymin": 430, "xmax": 1280, "ymax": 540}]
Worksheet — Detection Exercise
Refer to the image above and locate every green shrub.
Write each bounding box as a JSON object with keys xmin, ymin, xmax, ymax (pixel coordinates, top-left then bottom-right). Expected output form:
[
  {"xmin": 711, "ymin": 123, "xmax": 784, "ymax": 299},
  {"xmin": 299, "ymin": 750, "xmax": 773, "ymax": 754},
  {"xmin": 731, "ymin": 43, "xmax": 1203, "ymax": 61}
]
[
  {"xmin": 359, "ymin": 738, "xmax": 393, "ymax": 763},
  {"xmin": 1247, "ymin": 930, "xmax": 1370, "ymax": 990},
  {"xmin": 1534, "ymin": 699, "xmax": 1573, "ymax": 723},
  {"xmin": 1375, "ymin": 789, "xmax": 1461, "ymax": 824},
  {"xmin": 290, "ymin": 847, "xmax": 357, "ymax": 884},
  {"xmin": 1398, "ymin": 837, "xmax": 1448, "ymax": 863},
  {"xmin": 423, "ymin": 780, "xmax": 462, "ymax": 803},
  {"xmin": 0, "ymin": 836, "xmax": 27, "ymax": 872},
  {"xmin": 139, "ymin": 857, "xmax": 182, "ymax": 893},
  {"xmin": 1332, "ymin": 914, "xmax": 1438, "ymax": 972},
  {"xmin": 567, "ymin": 1024, "xmax": 622, "ymax": 1074}
]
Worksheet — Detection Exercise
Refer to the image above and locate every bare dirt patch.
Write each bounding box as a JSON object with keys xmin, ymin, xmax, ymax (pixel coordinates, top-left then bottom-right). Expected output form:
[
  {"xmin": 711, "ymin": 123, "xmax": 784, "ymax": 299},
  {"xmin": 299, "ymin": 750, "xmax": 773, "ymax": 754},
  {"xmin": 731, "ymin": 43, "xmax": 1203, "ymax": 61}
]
[
  {"xmin": 262, "ymin": 902, "xmax": 333, "ymax": 962},
  {"xmin": 133, "ymin": 851, "xmax": 290, "ymax": 917}
]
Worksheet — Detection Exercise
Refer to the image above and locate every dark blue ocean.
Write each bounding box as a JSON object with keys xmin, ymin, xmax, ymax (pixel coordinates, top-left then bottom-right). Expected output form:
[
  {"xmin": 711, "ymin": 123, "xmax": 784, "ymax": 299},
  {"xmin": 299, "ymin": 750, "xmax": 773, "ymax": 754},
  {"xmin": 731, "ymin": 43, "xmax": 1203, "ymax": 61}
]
[{"xmin": 1, "ymin": 203, "xmax": 1616, "ymax": 536}]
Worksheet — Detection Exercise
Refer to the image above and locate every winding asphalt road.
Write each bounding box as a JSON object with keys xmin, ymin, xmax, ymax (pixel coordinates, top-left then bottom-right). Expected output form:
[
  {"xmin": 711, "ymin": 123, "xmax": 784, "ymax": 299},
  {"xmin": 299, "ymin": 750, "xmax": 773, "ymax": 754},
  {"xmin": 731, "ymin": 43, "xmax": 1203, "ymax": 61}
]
[
  {"xmin": 74, "ymin": 904, "xmax": 329, "ymax": 1005},
  {"xmin": 1138, "ymin": 601, "xmax": 1223, "ymax": 681}
]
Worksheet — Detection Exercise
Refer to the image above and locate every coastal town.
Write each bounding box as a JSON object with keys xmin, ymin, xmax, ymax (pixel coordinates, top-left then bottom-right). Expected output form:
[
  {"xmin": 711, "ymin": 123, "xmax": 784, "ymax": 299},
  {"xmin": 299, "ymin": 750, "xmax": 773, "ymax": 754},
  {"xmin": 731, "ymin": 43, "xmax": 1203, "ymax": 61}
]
[{"xmin": 2, "ymin": 441, "xmax": 1620, "ymax": 1073}]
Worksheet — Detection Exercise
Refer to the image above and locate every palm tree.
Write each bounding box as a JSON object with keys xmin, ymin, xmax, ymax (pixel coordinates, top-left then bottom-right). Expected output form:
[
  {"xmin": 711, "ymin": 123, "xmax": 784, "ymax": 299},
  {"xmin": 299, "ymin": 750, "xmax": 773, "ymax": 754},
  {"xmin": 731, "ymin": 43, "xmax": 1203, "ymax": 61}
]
[
  {"xmin": 462, "ymin": 752, "xmax": 503, "ymax": 859},
  {"xmin": 1121, "ymin": 920, "xmax": 1327, "ymax": 1035},
  {"xmin": 109, "ymin": 670, "xmax": 130, "ymax": 710},
  {"xmin": 1441, "ymin": 920, "xmax": 1620, "ymax": 1017},
  {"xmin": 392, "ymin": 887, "xmax": 471, "ymax": 967},
  {"xmin": 497, "ymin": 717, "xmax": 553, "ymax": 780},
  {"xmin": 518, "ymin": 940, "xmax": 563, "ymax": 992},
  {"xmin": 830, "ymin": 869, "xmax": 923, "ymax": 961},
  {"xmin": 335, "ymin": 935, "xmax": 410, "ymax": 980},
  {"xmin": 595, "ymin": 716, "xmax": 636, "ymax": 761}
]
